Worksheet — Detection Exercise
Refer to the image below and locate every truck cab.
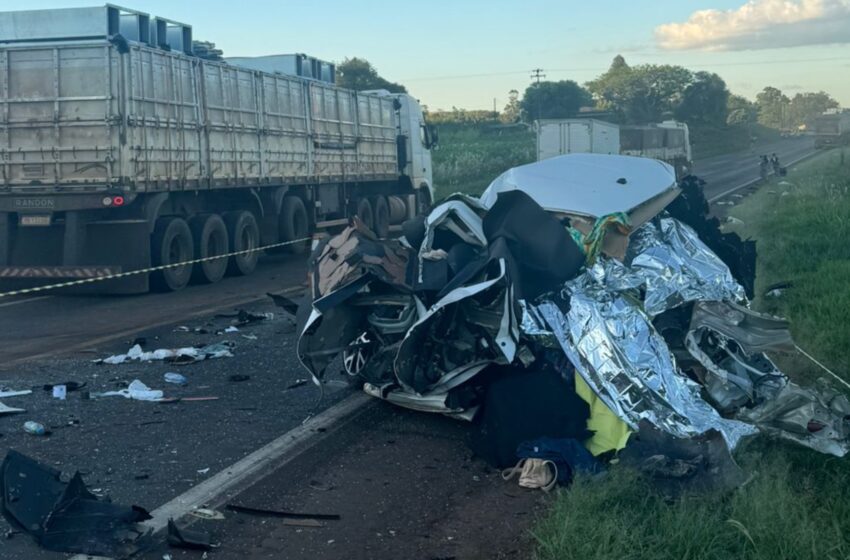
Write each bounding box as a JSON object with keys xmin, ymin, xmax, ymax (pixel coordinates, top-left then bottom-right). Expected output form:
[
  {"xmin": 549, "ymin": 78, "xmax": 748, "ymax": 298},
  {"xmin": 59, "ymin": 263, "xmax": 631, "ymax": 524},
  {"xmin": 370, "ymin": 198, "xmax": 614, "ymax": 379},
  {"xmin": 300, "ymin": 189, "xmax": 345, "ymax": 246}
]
[{"xmin": 364, "ymin": 91, "xmax": 436, "ymax": 211}]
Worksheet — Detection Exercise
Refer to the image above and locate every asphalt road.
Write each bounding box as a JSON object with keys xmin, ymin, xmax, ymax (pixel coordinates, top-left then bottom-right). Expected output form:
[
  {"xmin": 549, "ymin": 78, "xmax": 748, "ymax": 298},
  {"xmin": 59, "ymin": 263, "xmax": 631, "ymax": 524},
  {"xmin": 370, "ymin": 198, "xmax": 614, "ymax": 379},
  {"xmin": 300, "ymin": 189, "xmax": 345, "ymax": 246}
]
[
  {"xmin": 0, "ymin": 253, "xmax": 307, "ymax": 366},
  {"xmin": 692, "ymin": 135, "xmax": 816, "ymax": 201}
]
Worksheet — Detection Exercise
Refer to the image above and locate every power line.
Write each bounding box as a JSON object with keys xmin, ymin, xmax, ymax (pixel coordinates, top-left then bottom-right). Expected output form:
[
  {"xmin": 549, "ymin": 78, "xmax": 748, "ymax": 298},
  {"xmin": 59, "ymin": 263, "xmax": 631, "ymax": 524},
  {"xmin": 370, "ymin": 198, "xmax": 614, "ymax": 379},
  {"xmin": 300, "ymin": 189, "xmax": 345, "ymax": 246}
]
[{"xmin": 400, "ymin": 56, "xmax": 850, "ymax": 83}]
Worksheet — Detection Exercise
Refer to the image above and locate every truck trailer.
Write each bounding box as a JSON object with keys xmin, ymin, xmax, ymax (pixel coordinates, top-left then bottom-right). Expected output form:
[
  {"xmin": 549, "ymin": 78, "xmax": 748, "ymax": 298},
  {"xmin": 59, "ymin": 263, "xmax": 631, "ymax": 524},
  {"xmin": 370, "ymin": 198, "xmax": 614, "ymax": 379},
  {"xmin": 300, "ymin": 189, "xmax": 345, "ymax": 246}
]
[
  {"xmin": 812, "ymin": 111, "xmax": 850, "ymax": 149},
  {"xmin": 535, "ymin": 119, "xmax": 620, "ymax": 161},
  {"xmin": 535, "ymin": 118, "xmax": 692, "ymax": 178},
  {"xmin": 0, "ymin": 5, "xmax": 435, "ymax": 293}
]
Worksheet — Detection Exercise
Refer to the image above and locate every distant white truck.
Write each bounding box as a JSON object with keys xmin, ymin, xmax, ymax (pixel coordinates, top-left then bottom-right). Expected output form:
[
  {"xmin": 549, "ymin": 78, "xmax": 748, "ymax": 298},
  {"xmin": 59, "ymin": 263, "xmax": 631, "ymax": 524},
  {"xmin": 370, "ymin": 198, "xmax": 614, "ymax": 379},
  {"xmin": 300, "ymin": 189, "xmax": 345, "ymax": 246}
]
[
  {"xmin": 535, "ymin": 119, "xmax": 620, "ymax": 161},
  {"xmin": 535, "ymin": 118, "xmax": 692, "ymax": 178},
  {"xmin": 812, "ymin": 111, "xmax": 850, "ymax": 149}
]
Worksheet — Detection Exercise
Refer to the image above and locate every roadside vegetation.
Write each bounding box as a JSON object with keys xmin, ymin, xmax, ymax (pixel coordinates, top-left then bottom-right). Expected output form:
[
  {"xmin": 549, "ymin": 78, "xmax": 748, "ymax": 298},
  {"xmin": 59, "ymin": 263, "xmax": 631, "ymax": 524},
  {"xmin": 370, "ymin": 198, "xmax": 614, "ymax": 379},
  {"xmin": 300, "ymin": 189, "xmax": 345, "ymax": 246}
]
[
  {"xmin": 690, "ymin": 123, "xmax": 781, "ymax": 160},
  {"xmin": 534, "ymin": 148, "xmax": 850, "ymax": 560},
  {"xmin": 431, "ymin": 122, "xmax": 534, "ymax": 201}
]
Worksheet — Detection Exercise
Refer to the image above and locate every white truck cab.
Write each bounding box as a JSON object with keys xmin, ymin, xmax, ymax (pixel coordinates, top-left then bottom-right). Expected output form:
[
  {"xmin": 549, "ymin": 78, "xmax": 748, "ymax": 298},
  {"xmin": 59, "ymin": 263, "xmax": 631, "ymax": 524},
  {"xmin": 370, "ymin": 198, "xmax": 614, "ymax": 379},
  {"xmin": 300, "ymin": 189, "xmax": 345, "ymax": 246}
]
[{"xmin": 364, "ymin": 91, "xmax": 436, "ymax": 209}]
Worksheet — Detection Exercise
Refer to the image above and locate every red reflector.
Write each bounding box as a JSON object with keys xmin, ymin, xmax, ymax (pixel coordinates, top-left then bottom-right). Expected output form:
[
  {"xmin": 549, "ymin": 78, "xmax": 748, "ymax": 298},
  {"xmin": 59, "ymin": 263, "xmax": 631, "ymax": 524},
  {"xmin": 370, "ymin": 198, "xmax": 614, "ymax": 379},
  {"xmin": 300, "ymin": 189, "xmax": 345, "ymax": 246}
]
[{"xmin": 113, "ymin": 196, "xmax": 125, "ymax": 206}]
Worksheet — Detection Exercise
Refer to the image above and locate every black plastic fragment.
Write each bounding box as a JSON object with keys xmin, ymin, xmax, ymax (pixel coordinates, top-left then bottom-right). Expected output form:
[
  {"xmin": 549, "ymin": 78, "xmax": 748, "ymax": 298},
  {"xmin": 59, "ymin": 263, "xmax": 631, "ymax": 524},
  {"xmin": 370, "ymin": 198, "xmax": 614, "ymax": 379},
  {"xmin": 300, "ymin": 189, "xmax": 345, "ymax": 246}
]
[
  {"xmin": 0, "ymin": 450, "xmax": 152, "ymax": 558},
  {"xmin": 167, "ymin": 518, "xmax": 212, "ymax": 551},
  {"xmin": 226, "ymin": 503, "xmax": 341, "ymax": 521}
]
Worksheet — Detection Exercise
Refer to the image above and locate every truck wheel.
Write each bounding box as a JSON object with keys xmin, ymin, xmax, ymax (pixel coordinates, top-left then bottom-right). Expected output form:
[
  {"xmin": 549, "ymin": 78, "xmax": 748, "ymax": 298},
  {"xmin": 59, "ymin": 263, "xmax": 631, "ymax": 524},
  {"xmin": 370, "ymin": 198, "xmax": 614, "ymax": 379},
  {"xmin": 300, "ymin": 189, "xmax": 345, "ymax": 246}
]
[
  {"xmin": 372, "ymin": 196, "xmax": 390, "ymax": 238},
  {"xmin": 150, "ymin": 217, "xmax": 194, "ymax": 292},
  {"xmin": 224, "ymin": 211, "xmax": 260, "ymax": 276},
  {"xmin": 416, "ymin": 188, "xmax": 432, "ymax": 216},
  {"xmin": 189, "ymin": 214, "xmax": 229, "ymax": 284},
  {"xmin": 279, "ymin": 196, "xmax": 310, "ymax": 254},
  {"xmin": 356, "ymin": 197, "xmax": 374, "ymax": 232}
]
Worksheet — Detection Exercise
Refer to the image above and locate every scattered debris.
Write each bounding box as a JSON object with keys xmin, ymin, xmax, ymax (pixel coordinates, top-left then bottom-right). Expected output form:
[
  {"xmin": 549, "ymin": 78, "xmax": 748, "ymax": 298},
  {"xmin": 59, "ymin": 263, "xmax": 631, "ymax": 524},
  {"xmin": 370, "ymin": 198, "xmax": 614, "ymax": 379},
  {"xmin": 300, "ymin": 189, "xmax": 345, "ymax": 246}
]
[
  {"xmin": 764, "ymin": 281, "xmax": 793, "ymax": 298},
  {"xmin": 285, "ymin": 379, "xmax": 309, "ymax": 391},
  {"xmin": 167, "ymin": 519, "xmax": 213, "ymax": 551},
  {"xmin": 0, "ymin": 389, "xmax": 31, "ymax": 398},
  {"xmin": 23, "ymin": 421, "xmax": 47, "ymax": 436},
  {"xmin": 189, "ymin": 508, "xmax": 225, "ymax": 521},
  {"xmin": 197, "ymin": 468, "xmax": 210, "ymax": 475},
  {"xmin": 216, "ymin": 309, "xmax": 274, "ymax": 326},
  {"xmin": 268, "ymin": 292, "xmax": 300, "ymax": 315},
  {"xmin": 43, "ymin": 382, "xmax": 86, "ymax": 393},
  {"xmin": 164, "ymin": 373, "xmax": 189, "ymax": 386},
  {"xmin": 52, "ymin": 385, "xmax": 67, "ymax": 400},
  {"xmin": 96, "ymin": 343, "xmax": 234, "ymax": 365},
  {"xmin": 93, "ymin": 380, "xmax": 164, "ymax": 402},
  {"xmin": 228, "ymin": 374, "xmax": 250, "ymax": 383},
  {"xmin": 0, "ymin": 450, "xmax": 152, "ymax": 557},
  {"xmin": 241, "ymin": 334, "xmax": 258, "ymax": 341},
  {"xmin": 224, "ymin": 326, "xmax": 239, "ymax": 333},
  {"xmin": 0, "ymin": 403, "xmax": 25, "ymax": 416},
  {"xmin": 226, "ymin": 504, "xmax": 341, "ymax": 521}
]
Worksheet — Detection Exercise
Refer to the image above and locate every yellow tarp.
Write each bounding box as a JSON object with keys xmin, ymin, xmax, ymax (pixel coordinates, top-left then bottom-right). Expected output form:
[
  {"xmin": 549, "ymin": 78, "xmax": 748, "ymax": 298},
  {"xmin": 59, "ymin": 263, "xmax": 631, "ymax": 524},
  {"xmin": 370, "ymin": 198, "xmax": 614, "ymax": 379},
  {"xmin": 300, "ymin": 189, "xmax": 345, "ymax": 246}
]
[{"xmin": 575, "ymin": 373, "xmax": 632, "ymax": 456}]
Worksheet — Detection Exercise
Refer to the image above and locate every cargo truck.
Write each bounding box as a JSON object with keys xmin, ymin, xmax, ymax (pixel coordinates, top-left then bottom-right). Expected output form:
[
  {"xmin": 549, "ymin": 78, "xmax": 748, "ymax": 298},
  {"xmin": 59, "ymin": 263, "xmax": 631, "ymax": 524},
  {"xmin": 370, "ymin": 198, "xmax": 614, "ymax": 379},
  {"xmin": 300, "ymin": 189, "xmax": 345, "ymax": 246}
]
[
  {"xmin": 812, "ymin": 111, "xmax": 850, "ymax": 149},
  {"xmin": 0, "ymin": 5, "xmax": 436, "ymax": 293},
  {"xmin": 535, "ymin": 119, "xmax": 620, "ymax": 161},
  {"xmin": 535, "ymin": 118, "xmax": 692, "ymax": 178}
]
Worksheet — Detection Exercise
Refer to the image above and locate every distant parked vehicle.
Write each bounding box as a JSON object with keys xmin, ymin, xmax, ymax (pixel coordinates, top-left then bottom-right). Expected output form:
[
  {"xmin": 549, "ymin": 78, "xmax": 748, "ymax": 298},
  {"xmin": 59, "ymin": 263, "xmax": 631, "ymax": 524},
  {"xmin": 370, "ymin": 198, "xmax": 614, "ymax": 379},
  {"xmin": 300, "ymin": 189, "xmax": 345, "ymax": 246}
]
[
  {"xmin": 535, "ymin": 118, "xmax": 692, "ymax": 179},
  {"xmin": 812, "ymin": 111, "xmax": 850, "ymax": 149}
]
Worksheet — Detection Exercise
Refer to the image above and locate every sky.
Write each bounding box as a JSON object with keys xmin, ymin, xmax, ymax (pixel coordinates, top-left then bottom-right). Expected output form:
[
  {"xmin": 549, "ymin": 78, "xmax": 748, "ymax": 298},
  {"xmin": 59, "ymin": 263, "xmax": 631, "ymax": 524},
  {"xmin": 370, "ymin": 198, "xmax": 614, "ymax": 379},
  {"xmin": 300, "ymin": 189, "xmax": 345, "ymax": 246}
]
[{"xmin": 6, "ymin": 0, "xmax": 850, "ymax": 110}]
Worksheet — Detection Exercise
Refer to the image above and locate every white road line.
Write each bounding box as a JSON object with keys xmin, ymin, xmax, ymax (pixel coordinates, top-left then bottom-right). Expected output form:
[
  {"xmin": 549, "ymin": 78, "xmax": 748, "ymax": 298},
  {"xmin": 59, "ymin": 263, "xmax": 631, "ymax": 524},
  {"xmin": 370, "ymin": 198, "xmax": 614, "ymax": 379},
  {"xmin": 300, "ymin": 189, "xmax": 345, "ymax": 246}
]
[
  {"xmin": 144, "ymin": 392, "xmax": 375, "ymax": 534},
  {"xmin": 0, "ymin": 295, "xmax": 52, "ymax": 309}
]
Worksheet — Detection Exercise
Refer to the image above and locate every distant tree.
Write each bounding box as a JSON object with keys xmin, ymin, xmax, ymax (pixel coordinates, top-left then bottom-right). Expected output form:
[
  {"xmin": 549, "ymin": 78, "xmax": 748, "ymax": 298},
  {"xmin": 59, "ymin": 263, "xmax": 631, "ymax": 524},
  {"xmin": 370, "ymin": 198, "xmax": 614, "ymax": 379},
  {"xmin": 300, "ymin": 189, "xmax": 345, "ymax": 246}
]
[
  {"xmin": 755, "ymin": 87, "xmax": 790, "ymax": 129},
  {"xmin": 501, "ymin": 90, "xmax": 521, "ymax": 124},
  {"xmin": 336, "ymin": 57, "xmax": 406, "ymax": 93},
  {"xmin": 726, "ymin": 94, "xmax": 758, "ymax": 126},
  {"xmin": 788, "ymin": 91, "xmax": 839, "ymax": 127},
  {"xmin": 675, "ymin": 71, "xmax": 729, "ymax": 126},
  {"xmin": 520, "ymin": 80, "xmax": 592, "ymax": 121},
  {"xmin": 586, "ymin": 57, "xmax": 692, "ymax": 123}
]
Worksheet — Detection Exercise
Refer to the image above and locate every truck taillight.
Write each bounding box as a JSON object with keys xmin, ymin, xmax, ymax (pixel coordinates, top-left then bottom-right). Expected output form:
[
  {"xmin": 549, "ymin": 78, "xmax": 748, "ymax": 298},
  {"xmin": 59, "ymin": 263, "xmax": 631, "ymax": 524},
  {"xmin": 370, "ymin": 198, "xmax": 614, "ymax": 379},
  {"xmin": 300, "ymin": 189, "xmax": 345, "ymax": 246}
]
[
  {"xmin": 102, "ymin": 197, "xmax": 113, "ymax": 206},
  {"xmin": 113, "ymin": 196, "xmax": 125, "ymax": 206}
]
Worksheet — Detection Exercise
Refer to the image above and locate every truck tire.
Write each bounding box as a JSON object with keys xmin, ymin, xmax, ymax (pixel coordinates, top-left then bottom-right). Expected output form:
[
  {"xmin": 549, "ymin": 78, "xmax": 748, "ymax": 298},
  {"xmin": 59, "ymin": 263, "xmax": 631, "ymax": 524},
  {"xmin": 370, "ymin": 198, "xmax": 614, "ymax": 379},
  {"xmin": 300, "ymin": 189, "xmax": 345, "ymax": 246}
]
[
  {"xmin": 416, "ymin": 188, "xmax": 432, "ymax": 216},
  {"xmin": 150, "ymin": 217, "xmax": 194, "ymax": 292},
  {"xmin": 224, "ymin": 211, "xmax": 260, "ymax": 276},
  {"xmin": 189, "ymin": 214, "xmax": 229, "ymax": 285},
  {"xmin": 356, "ymin": 197, "xmax": 374, "ymax": 232},
  {"xmin": 372, "ymin": 196, "xmax": 390, "ymax": 238},
  {"xmin": 279, "ymin": 196, "xmax": 310, "ymax": 254}
]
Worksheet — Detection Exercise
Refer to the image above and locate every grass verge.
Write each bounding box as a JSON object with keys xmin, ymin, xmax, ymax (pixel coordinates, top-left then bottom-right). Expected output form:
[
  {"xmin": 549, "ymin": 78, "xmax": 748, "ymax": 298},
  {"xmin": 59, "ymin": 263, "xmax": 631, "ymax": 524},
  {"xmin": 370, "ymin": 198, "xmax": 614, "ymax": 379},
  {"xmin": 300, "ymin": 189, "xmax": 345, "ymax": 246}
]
[{"xmin": 533, "ymin": 148, "xmax": 850, "ymax": 560}]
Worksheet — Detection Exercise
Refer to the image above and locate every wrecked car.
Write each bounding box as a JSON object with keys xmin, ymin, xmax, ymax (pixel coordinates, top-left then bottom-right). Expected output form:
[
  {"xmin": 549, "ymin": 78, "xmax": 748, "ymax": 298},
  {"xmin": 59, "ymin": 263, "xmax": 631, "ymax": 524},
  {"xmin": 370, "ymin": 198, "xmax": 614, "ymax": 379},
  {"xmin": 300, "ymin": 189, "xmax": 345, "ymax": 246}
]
[{"xmin": 296, "ymin": 153, "xmax": 850, "ymax": 471}]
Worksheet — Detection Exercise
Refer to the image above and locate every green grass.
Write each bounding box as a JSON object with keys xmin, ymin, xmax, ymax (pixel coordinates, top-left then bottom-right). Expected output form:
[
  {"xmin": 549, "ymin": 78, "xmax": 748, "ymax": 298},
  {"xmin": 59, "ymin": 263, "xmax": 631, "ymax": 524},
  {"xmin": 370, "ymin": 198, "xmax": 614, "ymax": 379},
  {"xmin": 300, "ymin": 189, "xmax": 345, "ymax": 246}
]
[
  {"xmin": 533, "ymin": 148, "xmax": 850, "ymax": 560},
  {"xmin": 431, "ymin": 122, "xmax": 534, "ymax": 201}
]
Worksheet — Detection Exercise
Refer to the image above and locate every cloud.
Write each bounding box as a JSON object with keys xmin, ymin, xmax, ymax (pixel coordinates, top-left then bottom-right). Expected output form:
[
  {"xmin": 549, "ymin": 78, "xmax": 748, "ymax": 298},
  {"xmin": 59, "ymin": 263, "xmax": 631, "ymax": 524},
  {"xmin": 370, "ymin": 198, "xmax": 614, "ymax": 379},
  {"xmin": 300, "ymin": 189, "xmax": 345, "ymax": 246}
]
[{"xmin": 655, "ymin": 0, "xmax": 850, "ymax": 51}]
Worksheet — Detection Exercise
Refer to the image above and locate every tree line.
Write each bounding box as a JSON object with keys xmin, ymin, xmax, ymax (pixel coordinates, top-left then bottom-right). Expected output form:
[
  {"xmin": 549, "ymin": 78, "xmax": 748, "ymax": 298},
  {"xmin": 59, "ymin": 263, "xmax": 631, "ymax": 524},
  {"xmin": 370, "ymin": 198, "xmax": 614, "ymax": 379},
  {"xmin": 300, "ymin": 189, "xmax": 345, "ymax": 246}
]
[{"xmin": 335, "ymin": 55, "xmax": 840, "ymax": 130}]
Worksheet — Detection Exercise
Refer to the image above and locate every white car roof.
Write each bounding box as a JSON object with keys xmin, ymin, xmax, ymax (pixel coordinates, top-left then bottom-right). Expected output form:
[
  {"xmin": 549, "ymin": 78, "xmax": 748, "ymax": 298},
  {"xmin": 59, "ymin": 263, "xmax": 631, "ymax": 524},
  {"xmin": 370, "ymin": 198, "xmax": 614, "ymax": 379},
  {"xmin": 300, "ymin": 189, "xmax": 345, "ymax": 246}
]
[{"xmin": 479, "ymin": 153, "xmax": 678, "ymax": 218}]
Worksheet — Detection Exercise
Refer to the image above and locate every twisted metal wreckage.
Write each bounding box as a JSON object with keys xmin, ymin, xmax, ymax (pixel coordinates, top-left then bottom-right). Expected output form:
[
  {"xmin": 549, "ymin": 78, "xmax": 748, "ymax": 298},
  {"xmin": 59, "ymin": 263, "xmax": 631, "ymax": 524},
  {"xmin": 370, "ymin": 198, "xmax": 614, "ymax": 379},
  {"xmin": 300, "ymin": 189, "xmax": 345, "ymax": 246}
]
[{"xmin": 296, "ymin": 153, "xmax": 850, "ymax": 478}]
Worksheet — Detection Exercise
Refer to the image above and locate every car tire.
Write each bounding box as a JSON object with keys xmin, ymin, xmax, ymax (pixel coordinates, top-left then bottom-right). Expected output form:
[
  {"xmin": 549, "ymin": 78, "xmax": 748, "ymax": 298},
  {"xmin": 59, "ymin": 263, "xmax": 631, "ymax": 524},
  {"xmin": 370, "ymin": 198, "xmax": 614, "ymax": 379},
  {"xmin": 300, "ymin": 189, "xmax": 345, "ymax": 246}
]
[{"xmin": 150, "ymin": 217, "xmax": 194, "ymax": 292}]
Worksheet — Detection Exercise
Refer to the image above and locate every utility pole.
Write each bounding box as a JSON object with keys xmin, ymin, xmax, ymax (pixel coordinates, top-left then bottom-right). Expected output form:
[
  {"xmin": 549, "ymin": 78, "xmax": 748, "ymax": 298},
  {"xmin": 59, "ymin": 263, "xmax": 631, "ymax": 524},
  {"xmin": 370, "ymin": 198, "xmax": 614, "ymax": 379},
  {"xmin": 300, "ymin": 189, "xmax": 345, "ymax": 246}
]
[
  {"xmin": 530, "ymin": 68, "xmax": 546, "ymax": 122},
  {"xmin": 530, "ymin": 68, "xmax": 546, "ymax": 85}
]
